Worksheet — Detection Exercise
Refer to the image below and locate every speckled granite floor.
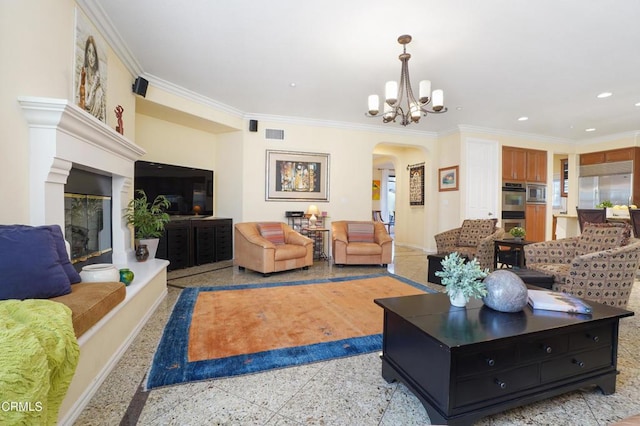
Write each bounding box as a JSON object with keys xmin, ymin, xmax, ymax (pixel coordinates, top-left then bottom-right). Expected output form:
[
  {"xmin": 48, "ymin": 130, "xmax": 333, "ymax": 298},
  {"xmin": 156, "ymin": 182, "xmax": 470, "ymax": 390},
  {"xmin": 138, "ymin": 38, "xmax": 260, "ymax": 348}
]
[{"xmin": 74, "ymin": 246, "xmax": 640, "ymax": 425}]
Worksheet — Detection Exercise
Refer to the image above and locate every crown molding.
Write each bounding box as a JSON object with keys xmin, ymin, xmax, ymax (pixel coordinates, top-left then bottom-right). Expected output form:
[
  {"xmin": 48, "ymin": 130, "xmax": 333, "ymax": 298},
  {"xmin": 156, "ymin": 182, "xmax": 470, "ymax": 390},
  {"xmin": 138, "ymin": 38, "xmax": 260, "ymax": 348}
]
[
  {"xmin": 75, "ymin": 0, "xmax": 143, "ymax": 76},
  {"xmin": 143, "ymin": 74, "xmax": 245, "ymax": 118},
  {"xmin": 243, "ymin": 112, "xmax": 440, "ymax": 138},
  {"xmin": 457, "ymin": 125, "xmax": 574, "ymax": 145},
  {"xmin": 578, "ymin": 130, "xmax": 640, "ymax": 146}
]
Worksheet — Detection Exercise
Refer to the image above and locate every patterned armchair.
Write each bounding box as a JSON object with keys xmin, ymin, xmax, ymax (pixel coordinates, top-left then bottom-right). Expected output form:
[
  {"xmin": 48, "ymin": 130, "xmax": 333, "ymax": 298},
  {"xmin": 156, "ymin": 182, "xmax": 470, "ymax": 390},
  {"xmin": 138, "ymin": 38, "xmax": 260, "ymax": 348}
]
[
  {"xmin": 434, "ymin": 219, "xmax": 505, "ymax": 271},
  {"xmin": 524, "ymin": 222, "xmax": 640, "ymax": 308}
]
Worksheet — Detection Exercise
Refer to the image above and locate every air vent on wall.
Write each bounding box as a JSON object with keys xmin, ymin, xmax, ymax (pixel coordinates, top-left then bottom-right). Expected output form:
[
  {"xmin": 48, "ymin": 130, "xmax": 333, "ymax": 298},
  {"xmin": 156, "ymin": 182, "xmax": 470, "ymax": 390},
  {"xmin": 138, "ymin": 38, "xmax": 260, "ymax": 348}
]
[{"xmin": 265, "ymin": 128, "xmax": 285, "ymax": 140}]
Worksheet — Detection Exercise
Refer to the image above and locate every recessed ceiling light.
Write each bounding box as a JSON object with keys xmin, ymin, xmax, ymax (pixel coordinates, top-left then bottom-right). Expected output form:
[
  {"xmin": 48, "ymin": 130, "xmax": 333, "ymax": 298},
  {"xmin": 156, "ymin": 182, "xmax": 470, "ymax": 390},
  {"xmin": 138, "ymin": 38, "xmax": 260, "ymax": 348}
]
[
  {"xmin": 597, "ymin": 92, "xmax": 612, "ymax": 98},
  {"xmin": 456, "ymin": 107, "xmax": 463, "ymax": 111},
  {"xmin": 290, "ymin": 83, "xmax": 296, "ymax": 87},
  {"xmin": 635, "ymin": 102, "xmax": 640, "ymax": 107},
  {"xmin": 518, "ymin": 116, "xmax": 528, "ymax": 121},
  {"xmin": 585, "ymin": 128, "xmax": 596, "ymax": 132}
]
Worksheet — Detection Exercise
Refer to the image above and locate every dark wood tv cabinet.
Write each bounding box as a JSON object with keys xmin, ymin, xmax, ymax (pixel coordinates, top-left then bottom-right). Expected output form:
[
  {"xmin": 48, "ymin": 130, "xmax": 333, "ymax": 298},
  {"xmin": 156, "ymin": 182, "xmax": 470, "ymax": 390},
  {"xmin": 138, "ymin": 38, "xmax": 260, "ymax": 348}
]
[
  {"xmin": 374, "ymin": 293, "xmax": 633, "ymax": 425},
  {"xmin": 157, "ymin": 217, "xmax": 232, "ymax": 271}
]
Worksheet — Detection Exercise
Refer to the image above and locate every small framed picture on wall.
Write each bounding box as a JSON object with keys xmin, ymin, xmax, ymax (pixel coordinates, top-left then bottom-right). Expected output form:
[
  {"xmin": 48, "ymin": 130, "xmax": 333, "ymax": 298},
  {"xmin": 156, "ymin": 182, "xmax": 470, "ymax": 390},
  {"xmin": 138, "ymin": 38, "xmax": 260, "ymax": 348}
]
[{"xmin": 438, "ymin": 165, "xmax": 459, "ymax": 192}]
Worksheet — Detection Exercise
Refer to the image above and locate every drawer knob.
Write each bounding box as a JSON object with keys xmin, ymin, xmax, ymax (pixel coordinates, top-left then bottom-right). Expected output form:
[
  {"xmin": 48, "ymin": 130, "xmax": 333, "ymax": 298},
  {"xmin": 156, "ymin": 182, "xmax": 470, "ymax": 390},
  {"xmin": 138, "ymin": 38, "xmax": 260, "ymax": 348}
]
[
  {"xmin": 495, "ymin": 379, "xmax": 507, "ymax": 389},
  {"xmin": 573, "ymin": 359, "xmax": 585, "ymax": 368},
  {"xmin": 543, "ymin": 345, "xmax": 553, "ymax": 354},
  {"xmin": 587, "ymin": 334, "xmax": 600, "ymax": 343},
  {"xmin": 486, "ymin": 358, "xmax": 495, "ymax": 367}
]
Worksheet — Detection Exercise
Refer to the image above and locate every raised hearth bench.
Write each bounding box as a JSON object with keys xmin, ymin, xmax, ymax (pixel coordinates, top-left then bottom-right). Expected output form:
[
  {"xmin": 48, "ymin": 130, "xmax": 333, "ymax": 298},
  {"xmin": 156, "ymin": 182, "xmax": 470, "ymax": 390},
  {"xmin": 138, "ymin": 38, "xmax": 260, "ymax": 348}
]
[{"xmin": 374, "ymin": 293, "xmax": 633, "ymax": 425}]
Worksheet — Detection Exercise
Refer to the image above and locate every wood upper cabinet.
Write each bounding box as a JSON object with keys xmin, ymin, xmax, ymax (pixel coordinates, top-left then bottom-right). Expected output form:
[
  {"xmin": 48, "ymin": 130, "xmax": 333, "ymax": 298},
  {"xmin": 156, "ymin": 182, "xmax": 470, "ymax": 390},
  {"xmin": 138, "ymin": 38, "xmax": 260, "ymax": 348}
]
[
  {"xmin": 525, "ymin": 204, "xmax": 546, "ymax": 242},
  {"xmin": 502, "ymin": 147, "xmax": 527, "ymax": 181},
  {"xmin": 526, "ymin": 149, "xmax": 547, "ymax": 183},
  {"xmin": 580, "ymin": 147, "xmax": 635, "ymax": 165},
  {"xmin": 502, "ymin": 146, "xmax": 547, "ymax": 183}
]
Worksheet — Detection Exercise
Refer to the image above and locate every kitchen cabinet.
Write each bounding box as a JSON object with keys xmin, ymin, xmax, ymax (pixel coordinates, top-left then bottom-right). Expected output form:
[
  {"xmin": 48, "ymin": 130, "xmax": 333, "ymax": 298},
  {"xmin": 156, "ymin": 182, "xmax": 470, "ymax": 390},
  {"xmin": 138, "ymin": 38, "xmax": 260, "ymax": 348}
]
[
  {"xmin": 526, "ymin": 204, "xmax": 546, "ymax": 242},
  {"xmin": 502, "ymin": 146, "xmax": 547, "ymax": 183},
  {"xmin": 526, "ymin": 149, "xmax": 547, "ymax": 183},
  {"xmin": 502, "ymin": 147, "xmax": 527, "ymax": 181},
  {"xmin": 580, "ymin": 147, "xmax": 636, "ymax": 166}
]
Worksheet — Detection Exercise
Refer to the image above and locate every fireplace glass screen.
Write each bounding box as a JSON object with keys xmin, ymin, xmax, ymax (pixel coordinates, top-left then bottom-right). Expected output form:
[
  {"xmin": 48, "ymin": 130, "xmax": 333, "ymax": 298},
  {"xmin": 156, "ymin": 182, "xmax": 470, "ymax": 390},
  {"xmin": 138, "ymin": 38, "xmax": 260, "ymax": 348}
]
[{"xmin": 64, "ymin": 193, "xmax": 112, "ymax": 263}]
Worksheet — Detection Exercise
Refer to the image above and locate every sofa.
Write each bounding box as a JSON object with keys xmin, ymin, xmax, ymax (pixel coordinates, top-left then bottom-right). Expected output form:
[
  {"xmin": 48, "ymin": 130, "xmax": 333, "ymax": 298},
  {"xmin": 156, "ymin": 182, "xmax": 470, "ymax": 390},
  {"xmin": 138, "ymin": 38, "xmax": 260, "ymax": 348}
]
[
  {"xmin": 434, "ymin": 218, "xmax": 505, "ymax": 271},
  {"xmin": 331, "ymin": 221, "xmax": 393, "ymax": 266},
  {"xmin": 234, "ymin": 222, "xmax": 313, "ymax": 276},
  {"xmin": 524, "ymin": 222, "xmax": 640, "ymax": 308}
]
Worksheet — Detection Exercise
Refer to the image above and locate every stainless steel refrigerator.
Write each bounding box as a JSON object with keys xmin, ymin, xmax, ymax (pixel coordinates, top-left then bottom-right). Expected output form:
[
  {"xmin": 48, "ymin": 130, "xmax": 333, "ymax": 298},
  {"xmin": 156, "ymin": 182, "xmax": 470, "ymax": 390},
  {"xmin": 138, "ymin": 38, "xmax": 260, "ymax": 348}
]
[{"xmin": 578, "ymin": 173, "xmax": 633, "ymax": 208}]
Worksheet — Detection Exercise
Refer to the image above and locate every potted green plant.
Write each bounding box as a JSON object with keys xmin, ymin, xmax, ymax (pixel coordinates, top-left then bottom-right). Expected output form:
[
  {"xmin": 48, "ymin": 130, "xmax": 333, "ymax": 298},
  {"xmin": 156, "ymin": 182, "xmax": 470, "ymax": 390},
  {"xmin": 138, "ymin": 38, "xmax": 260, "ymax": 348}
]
[
  {"xmin": 509, "ymin": 226, "xmax": 526, "ymax": 241},
  {"xmin": 435, "ymin": 252, "xmax": 489, "ymax": 307},
  {"xmin": 124, "ymin": 189, "xmax": 171, "ymax": 259}
]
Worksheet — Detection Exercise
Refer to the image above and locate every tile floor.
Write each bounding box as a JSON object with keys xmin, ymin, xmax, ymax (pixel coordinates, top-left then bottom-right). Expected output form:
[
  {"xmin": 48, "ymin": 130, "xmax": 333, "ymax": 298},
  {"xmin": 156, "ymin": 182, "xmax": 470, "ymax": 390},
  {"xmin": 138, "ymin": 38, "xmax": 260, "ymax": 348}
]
[{"xmin": 75, "ymin": 246, "xmax": 640, "ymax": 425}]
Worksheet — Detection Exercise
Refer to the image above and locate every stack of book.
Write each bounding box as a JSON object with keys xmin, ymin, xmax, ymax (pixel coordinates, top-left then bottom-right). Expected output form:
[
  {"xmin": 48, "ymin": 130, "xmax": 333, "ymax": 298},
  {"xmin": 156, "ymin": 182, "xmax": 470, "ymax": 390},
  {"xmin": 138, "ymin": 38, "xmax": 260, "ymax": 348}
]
[{"xmin": 527, "ymin": 290, "xmax": 592, "ymax": 314}]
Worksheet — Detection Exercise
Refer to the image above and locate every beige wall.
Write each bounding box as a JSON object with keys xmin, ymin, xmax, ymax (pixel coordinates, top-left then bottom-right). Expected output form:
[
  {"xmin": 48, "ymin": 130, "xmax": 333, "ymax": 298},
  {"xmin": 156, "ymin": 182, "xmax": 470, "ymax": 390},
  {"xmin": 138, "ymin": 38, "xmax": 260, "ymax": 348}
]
[
  {"xmin": 3, "ymin": 0, "xmax": 639, "ymax": 250},
  {"xmin": 0, "ymin": 1, "xmax": 136, "ymax": 224}
]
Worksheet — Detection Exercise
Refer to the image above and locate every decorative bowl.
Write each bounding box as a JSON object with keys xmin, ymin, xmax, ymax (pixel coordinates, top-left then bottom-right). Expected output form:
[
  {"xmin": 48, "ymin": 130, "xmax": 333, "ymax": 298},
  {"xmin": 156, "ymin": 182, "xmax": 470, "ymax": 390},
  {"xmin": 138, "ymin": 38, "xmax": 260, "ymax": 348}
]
[{"xmin": 80, "ymin": 264, "xmax": 120, "ymax": 283}]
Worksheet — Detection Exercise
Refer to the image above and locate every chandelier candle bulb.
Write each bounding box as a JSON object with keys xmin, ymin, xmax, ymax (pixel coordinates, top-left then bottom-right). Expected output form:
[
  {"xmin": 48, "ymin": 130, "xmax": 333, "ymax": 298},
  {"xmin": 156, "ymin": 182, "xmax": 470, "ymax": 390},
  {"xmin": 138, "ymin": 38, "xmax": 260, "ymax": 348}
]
[
  {"xmin": 432, "ymin": 89, "xmax": 444, "ymax": 111},
  {"xmin": 385, "ymin": 81, "xmax": 398, "ymax": 104},
  {"xmin": 419, "ymin": 80, "xmax": 431, "ymax": 103},
  {"xmin": 368, "ymin": 95, "xmax": 379, "ymax": 115}
]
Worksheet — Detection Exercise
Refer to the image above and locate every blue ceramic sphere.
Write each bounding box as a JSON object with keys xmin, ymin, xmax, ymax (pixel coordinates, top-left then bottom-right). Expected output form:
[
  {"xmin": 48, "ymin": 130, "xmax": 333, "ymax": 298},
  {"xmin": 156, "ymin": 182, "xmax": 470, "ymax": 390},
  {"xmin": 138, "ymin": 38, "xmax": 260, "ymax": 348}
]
[{"xmin": 482, "ymin": 270, "xmax": 528, "ymax": 312}]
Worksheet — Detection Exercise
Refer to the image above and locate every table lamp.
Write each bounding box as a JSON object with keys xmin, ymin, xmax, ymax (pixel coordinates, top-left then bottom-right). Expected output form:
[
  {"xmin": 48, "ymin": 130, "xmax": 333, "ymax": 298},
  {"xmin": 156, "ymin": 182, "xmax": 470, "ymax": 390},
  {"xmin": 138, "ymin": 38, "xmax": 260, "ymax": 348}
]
[{"xmin": 307, "ymin": 204, "xmax": 320, "ymax": 228}]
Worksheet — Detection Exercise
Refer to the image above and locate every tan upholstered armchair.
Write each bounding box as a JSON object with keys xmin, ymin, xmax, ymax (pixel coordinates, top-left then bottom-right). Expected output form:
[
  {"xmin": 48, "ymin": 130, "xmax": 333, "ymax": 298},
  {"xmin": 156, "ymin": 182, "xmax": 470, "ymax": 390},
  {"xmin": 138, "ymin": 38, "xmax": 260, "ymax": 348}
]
[
  {"xmin": 524, "ymin": 222, "xmax": 640, "ymax": 308},
  {"xmin": 234, "ymin": 222, "xmax": 313, "ymax": 276},
  {"xmin": 332, "ymin": 221, "xmax": 392, "ymax": 266},
  {"xmin": 434, "ymin": 218, "xmax": 505, "ymax": 271}
]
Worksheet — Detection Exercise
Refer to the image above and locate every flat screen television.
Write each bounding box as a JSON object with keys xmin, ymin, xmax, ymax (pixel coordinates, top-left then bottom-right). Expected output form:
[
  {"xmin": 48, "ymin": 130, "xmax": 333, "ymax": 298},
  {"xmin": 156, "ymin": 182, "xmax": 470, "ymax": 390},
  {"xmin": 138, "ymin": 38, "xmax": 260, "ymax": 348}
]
[{"xmin": 134, "ymin": 161, "xmax": 213, "ymax": 216}]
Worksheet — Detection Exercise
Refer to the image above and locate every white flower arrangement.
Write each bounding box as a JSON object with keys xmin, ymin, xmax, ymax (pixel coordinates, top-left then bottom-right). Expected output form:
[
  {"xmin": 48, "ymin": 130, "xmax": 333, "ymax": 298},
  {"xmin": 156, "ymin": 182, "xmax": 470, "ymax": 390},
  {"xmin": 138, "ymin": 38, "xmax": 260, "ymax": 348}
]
[
  {"xmin": 435, "ymin": 252, "xmax": 489, "ymax": 303},
  {"xmin": 509, "ymin": 226, "xmax": 525, "ymax": 238}
]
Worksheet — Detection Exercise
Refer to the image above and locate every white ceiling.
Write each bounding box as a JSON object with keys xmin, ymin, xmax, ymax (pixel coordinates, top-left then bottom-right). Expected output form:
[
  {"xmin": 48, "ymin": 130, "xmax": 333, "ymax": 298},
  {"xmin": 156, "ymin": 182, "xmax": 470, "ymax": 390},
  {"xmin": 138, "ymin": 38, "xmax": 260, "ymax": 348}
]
[{"xmin": 91, "ymin": 0, "xmax": 640, "ymax": 141}]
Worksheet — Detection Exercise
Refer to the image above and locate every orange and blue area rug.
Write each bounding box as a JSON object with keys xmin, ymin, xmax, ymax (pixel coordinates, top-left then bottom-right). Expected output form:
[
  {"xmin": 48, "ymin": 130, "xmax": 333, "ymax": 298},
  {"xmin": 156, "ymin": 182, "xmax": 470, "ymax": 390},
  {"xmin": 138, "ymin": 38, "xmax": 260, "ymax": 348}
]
[{"xmin": 146, "ymin": 273, "xmax": 434, "ymax": 389}]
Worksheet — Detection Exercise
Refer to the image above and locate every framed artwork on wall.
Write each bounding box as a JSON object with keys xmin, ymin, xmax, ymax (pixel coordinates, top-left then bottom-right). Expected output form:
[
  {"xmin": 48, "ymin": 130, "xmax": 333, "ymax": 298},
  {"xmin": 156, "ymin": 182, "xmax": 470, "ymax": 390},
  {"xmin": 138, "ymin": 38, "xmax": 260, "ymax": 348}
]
[
  {"xmin": 266, "ymin": 150, "xmax": 330, "ymax": 201},
  {"xmin": 439, "ymin": 165, "xmax": 459, "ymax": 192},
  {"xmin": 409, "ymin": 164, "xmax": 425, "ymax": 206},
  {"xmin": 74, "ymin": 8, "xmax": 108, "ymax": 122}
]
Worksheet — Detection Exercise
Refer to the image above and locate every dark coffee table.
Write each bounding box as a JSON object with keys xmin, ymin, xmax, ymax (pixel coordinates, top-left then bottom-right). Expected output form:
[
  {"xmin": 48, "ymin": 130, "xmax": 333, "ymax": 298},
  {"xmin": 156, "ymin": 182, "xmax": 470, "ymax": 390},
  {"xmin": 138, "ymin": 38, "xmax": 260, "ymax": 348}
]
[{"xmin": 375, "ymin": 293, "xmax": 633, "ymax": 425}]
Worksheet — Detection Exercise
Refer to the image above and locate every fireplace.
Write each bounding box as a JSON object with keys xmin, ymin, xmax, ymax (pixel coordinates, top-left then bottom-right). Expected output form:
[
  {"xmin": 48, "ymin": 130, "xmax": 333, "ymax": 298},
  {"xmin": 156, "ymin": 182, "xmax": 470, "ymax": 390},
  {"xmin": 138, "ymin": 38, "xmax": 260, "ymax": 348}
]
[{"xmin": 19, "ymin": 97, "xmax": 146, "ymax": 263}]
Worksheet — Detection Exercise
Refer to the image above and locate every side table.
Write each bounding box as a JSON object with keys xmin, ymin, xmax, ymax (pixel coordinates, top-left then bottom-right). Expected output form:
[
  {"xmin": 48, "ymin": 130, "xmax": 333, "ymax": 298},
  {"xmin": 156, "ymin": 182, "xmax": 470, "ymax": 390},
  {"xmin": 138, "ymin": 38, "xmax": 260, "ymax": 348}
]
[
  {"xmin": 494, "ymin": 238, "xmax": 535, "ymax": 269},
  {"xmin": 302, "ymin": 227, "xmax": 330, "ymax": 260}
]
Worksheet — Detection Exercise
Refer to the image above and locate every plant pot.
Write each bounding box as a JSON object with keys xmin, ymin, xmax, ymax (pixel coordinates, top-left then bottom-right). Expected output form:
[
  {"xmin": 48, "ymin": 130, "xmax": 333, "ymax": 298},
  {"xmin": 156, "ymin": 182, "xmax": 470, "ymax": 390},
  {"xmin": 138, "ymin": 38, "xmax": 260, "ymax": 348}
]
[
  {"xmin": 513, "ymin": 236, "xmax": 522, "ymax": 242},
  {"xmin": 138, "ymin": 238, "xmax": 159, "ymax": 259},
  {"xmin": 449, "ymin": 290, "xmax": 467, "ymax": 307}
]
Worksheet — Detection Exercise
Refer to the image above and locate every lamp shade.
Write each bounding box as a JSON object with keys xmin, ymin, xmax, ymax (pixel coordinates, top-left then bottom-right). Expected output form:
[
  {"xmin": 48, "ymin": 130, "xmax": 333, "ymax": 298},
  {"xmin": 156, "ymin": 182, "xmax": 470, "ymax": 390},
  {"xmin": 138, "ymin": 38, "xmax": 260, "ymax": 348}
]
[
  {"xmin": 432, "ymin": 89, "xmax": 444, "ymax": 111},
  {"xmin": 385, "ymin": 81, "xmax": 398, "ymax": 104},
  {"xmin": 307, "ymin": 205, "xmax": 320, "ymax": 216},
  {"xmin": 368, "ymin": 95, "xmax": 379, "ymax": 115},
  {"xmin": 419, "ymin": 80, "xmax": 431, "ymax": 103}
]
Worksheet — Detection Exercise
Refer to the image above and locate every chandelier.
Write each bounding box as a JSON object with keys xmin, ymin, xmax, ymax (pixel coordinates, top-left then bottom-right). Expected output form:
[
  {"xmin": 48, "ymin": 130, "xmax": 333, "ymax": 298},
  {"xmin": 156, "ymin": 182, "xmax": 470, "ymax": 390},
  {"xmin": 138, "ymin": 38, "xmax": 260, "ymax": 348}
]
[{"xmin": 366, "ymin": 35, "xmax": 447, "ymax": 126}]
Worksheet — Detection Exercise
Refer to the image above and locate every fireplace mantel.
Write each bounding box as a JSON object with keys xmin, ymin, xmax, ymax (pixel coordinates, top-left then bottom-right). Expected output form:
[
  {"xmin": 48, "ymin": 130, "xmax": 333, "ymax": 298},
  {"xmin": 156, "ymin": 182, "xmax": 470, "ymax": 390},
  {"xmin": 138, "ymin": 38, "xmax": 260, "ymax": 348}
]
[{"xmin": 19, "ymin": 96, "xmax": 146, "ymax": 264}]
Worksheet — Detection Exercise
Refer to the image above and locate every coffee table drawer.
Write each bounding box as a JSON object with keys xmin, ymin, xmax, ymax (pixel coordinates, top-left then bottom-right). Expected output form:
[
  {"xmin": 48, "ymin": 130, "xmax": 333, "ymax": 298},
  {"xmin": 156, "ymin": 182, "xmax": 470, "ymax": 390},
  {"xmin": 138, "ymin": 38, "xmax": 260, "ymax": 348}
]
[
  {"xmin": 569, "ymin": 325, "xmax": 612, "ymax": 350},
  {"xmin": 541, "ymin": 346, "xmax": 613, "ymax": 382},
  {"xmin": 520, "ymin": 334, "xmax": 569, "ymax": 361},
  {"xmin": 455, "ymin": 364, "xmax": 539, "ymax": 407},
  {"xmin": 457, "ymin": 346, "xmax": 517, "ymax": 377}
]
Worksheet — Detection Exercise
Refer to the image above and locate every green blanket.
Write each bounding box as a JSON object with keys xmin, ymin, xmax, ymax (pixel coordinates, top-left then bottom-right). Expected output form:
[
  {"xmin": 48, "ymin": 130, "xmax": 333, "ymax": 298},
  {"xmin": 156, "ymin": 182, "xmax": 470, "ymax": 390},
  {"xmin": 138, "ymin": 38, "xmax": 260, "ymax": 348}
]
[{"xmin": 0, "ymin": 299, "xmax": 79, "ymax": 425}]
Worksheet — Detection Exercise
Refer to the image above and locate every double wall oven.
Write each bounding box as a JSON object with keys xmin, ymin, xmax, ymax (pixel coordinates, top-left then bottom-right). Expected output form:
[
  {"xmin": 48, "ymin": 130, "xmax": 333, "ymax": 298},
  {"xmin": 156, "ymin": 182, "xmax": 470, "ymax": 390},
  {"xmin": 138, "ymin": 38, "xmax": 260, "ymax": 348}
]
[{"xmin": 502, "ymin": 182, "xmax": 526, "ymax": 232}]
